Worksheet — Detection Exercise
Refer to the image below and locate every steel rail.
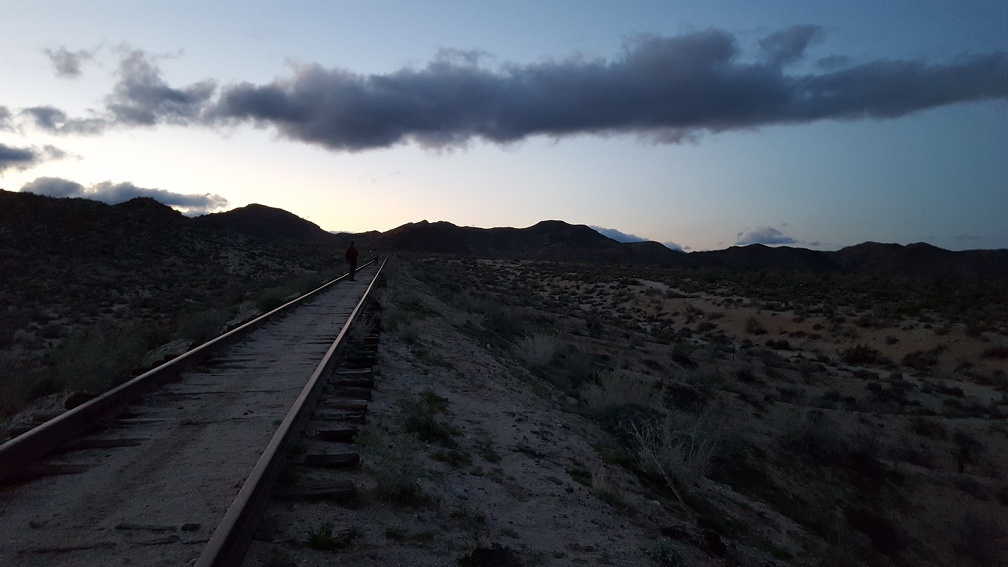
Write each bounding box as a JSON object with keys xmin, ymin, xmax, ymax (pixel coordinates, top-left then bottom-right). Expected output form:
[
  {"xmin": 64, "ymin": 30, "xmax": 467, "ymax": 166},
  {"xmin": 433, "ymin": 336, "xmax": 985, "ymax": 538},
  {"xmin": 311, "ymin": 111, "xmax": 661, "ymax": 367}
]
[
  {"xmin": 196, "ymin": 256, "xmax": 386, "ymax": 567},
  {"xmin": 0, "ymin": 259, "xmax": 375, "ymax": 484}
]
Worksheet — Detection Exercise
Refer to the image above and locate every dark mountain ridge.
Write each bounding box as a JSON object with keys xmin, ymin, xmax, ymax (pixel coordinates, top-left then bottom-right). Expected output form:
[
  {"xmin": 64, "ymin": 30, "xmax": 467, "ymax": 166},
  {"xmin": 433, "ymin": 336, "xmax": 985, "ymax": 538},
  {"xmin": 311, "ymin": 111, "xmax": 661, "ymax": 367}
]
[
  {"xmin": 361, "ymin": 217, "xmax": 1008, "ymax": 279},
  {"xmin": 3, "ymin": 189, "xmax": 1005, "ymax": 279},
  {"xmin": 195, "ymin": 203, "xmax": 339, "ymax": 244}
]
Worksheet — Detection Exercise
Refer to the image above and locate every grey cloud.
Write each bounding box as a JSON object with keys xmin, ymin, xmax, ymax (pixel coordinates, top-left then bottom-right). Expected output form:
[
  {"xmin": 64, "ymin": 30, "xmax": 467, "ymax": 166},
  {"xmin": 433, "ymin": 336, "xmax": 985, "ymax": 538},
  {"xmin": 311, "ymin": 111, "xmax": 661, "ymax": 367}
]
[
  {"xmin": 21, "ymin": 177, "xmax": 228, "ymax": 215},
  {"xmin": 591, "ymin": 226, "xmax": 647, "ymax": 243},
  {"xmin": 45, "ymin": 47, "xmax": 95, "ymax": 78},
  {"xmin": 591, "ymin": 225, "xmax": 683, "ymax": 251},
  {"xmin": 20, "ymin": 177, "xmax": 84, "ymax": 197},
  {"xmin": 735, "ymin": 227, "xmax": 798, "ymax": 246},
  {"xmin": 106, "ymin": 49, "xmax": 217, "ymax": 126},
  {"xmin": 16, "ymin": 29, "xmax": 1008, "ymax": 151},
  {"xmin": 0, "ymin": 144, "xmax": 65, "ymax": 173},
  {"xmin": 208, "ymin": 28, "xmax": 1008, "ymax": 151},
  {"xmin": 20, "ymin": 49, "xmax": 216, "ymax": 134},
  {"xmin": 0, "ymin": 107, "xmax": 12, "ymax": 130},
  {"xmin": 21, "ymin": 105, "xmax": 109, "ymax": 135},
  {"xmin": 759, "ymin": 25, "xmax": 823, "ymax": 65}
]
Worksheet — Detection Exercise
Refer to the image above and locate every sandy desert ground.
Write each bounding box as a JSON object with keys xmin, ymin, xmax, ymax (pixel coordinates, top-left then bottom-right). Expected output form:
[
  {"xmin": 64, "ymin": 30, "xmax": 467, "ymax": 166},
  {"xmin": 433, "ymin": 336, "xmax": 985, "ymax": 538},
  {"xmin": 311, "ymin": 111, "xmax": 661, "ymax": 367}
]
[{"xmin": 244, "ymin": 256, "xmax": 1007, "ymax": 567}]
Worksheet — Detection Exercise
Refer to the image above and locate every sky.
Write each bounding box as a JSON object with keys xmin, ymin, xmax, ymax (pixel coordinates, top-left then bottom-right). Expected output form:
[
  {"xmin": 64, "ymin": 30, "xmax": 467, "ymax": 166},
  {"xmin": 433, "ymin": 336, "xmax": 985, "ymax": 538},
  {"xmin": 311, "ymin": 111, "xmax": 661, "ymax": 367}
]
[{"xmin": 1, "ymin": 1, "xmax": 1006, "ymax": 252}]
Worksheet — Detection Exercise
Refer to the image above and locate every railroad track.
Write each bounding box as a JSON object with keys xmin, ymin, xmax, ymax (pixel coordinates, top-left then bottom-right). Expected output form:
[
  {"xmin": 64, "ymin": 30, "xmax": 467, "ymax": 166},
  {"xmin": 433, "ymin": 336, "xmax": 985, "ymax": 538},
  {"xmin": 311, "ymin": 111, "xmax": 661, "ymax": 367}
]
[{"xmin": 0, "ymin": 259, "xmax": 386, "ymax": 567}]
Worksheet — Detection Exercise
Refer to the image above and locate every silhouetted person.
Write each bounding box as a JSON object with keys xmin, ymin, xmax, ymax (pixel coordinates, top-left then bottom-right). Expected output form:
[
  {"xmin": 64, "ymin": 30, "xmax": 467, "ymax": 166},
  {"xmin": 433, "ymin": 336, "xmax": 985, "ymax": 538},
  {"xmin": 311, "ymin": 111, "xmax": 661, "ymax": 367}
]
[{"xmin": 345, "ymin": 240, "xmax": 358, "ymax": 281}]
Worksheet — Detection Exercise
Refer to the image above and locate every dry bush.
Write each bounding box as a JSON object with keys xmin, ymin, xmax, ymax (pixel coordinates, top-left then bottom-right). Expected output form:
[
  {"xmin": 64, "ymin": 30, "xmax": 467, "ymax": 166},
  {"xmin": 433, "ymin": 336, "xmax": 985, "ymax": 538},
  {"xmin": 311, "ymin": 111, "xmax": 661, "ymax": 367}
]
[
  {"xmin": 630, "ymin": 403, "xmax": 724, "ymax": 488},
  {"xmin": 356, "ymin": 426, "xmax": 425, "ymax": 505},
  {"xmin": 515, "ymin": 333, "xmax": 558, "ymax": 368},
  {"xmin": 580, "ymin": 368, "xmax": 655, "ymax": 411},
  {"xmin": 954, "ymin": 510, "xmax": 1008, "ymax": 566}
]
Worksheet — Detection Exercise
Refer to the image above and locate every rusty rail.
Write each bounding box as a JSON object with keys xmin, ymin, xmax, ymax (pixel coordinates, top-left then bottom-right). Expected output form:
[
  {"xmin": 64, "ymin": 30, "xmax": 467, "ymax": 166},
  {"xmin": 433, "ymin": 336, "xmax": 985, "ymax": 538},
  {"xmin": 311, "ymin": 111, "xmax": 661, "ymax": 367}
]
[
  {"xmin": 195, "ymin": 256, "xmax": 386, "ymax": 567},
  {"xmin": 0, "ymin": 259, "xmax": 376, "ymax": 485}
]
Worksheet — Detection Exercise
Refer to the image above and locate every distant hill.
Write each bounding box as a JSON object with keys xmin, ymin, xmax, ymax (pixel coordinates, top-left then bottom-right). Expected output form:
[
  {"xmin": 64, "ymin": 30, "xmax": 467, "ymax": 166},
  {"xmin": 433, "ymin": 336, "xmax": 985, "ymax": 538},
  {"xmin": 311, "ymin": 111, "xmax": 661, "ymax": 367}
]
[
  {"xmin": 361, "ymin": 218, "xmax": 1008, "ymax": 278},
  {"xmin": 2, "ymin": 189, "xmax": 1005, "ymax": 279},
  {"xmin": 363, "ymin": 219, "xmax": 688, "ymax": 264},
  {"xmin": 0, "ymin": 190, "xmax": 342, "ymax": 329},
  {"xmin": 690, "ymin": 241, "xmax": 1008, "ymax": 278},
  {"xmin": 195, "ymin": 203, "xmax": 339, "ymax": 244}
]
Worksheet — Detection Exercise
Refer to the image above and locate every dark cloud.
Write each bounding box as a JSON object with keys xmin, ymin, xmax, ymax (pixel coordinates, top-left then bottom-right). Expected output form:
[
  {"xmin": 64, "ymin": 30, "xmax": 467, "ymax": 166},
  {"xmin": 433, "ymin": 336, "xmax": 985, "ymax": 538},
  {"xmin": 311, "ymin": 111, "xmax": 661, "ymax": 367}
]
[
  {"xmin": 21, "ymin": 49, "xmax": 216, "ymax": 134},
  {"xmin": 106, "ymin": 49, "xmax": 216, "ymax": 126},
  {"xmin": 21, "ymin": 177, "xmax": 228, "ymax": 215},
  {"xmin": 44, "ymin": 47, "xmax": 95, "ymax": 78},
  {"xmin": 735, "ymin": 227, "xmax": 798, "ymax": 246},
  {"xmin": 14, "ymin": 29, "xmax": 1008, "ymax": 151},
  {"xmin": 21, "ymin": 105, "xmax": 108, "ymax": 135},
  {"xmin": 759, "ymin": 25, "xmax": 823, "ymax": 65},
  {"xmin": 0, "ymin": 144, "xmax": 65, "ymax": 173},
  {"xmin": 208, "ymin": 28, "xmax": 1008, "ymax": 151}
]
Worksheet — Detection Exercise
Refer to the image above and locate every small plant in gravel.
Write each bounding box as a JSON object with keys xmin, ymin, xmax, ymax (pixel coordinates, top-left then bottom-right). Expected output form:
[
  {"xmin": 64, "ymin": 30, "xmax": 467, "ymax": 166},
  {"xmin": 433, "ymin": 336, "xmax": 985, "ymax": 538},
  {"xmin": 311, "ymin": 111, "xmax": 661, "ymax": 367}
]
[
  {"xmin": 397, "ymin": 391, "xmax": 457, "ymax": 445},
  {"xmin": 646, "ymin": 540, "xmax": 685, "ymax": 566},
  {"xmin": 305, "ymin": 523, "xmax": 359, "ymax": 551},
  {"xmin": 356, "ymin": 426, "xmax": 426, "ymax": 505},
  {"xmin": 457, "ymin": 543, "xmax": 521, "ymax": 567}
]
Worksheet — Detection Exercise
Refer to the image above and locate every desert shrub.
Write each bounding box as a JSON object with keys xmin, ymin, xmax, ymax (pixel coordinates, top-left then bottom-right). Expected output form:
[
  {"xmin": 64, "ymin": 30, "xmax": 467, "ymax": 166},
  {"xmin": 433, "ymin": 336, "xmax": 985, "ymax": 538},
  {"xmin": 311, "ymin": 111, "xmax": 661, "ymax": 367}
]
[
  {"xmin": 646, "ymin": 540, "xmax": 685, "ymax": 566},
  {"xmin": 765, "ymin": 338, "xmax": 791, "ymax": 350},
  {"xmin": 630, "ymin": 404, "xmax": 724, "ymax": 488},
  {"xmin": 305, "ymin": 523, "xmax": 359, "ymax": 551},
  {"xmin": 397, "ymin": 391, "xmax": 456, "ymax": 445},
  {"xmin": 47, "ymin": 324, "xmax": 149, "ymax": 394},
  {"xmin": 665, "ymin": 378, "xmax": 712, "ymax": 412},
  {"xmin": 953, "ymin": 430, "xmax": 983, "ymax": 473},
  {"xmin": 559, "ymin": 347, "xmax": 595, "ymax": 389},
  {"xmin": 840, "ymin": 344, "xmax": 884, "ymax": 365},
  {"xmin": 818, "ymin": 525, "xmax": 866, "ymax": 567},
  {"xmin": 696, "ymin": 321, "xmax": 717, "ymax": 333},
  {"xmin": 843, "ymin": 506, "xmax": 903, "ymax": 556},
  {"xmin": 515, "ymin": 333, "xmax": 558, "ymax": 369},
  {"xmin": 910, "ymin": 417, "xmax": 948, "ymax": 439},
  {"xmin": 581, "ymin": 368, "xmax": 655, "ymax": 412},
  {"xmin": 781, "ymin": 411, "xmax": 849, "ymax": 467},
  {"xmin": 954, "ymin": 511, "xmax": 1006, "ymax": 566},
  {"xmin": 745, "ymin": 317, "xmax": 767, "ymax": 335},
  {"xmin": 902, "ymin": 347, "xmax": 944, "ymax": 371},
  {"xmin": 178, "ymin": 308, "xmax": 231, "ymax": 344},
  {"xmin": 981, "ymin": 345, "xmax": 1008, "ymax": 359},
  {"xmin": 356, "ymin": 426, "xmax": 425, "ymax": 505},
  {"xmin": 484, "ymin": 305, "xmax": 527, "ymax": 339},
  {"xmin": 396, "ymin": 320, "xmax": 422, "ymax": 343},
  {"xmin": 255, "ymin": 291, "xmax": 287, "ymax": 313},
  {"xmin": 457, "ymin": 543, "xmax": 520, "ymax": 567}
]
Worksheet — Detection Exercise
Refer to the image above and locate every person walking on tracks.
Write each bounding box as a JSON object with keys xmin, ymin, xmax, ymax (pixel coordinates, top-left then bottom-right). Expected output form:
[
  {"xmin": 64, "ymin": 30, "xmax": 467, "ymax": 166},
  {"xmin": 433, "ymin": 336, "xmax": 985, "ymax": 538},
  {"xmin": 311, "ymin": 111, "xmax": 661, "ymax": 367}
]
[{"xmin": 345, "ymin": 240, "xmax": 359, "ymax": 281}]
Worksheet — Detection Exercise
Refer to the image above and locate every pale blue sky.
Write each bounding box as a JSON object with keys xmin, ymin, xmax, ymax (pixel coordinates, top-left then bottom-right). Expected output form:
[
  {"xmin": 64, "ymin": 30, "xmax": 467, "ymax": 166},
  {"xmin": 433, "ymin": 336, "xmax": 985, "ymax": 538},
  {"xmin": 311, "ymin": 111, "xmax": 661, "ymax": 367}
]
[{"xmin": 1, "ymin": 1, "xmax": 1006, "ymax": 251}]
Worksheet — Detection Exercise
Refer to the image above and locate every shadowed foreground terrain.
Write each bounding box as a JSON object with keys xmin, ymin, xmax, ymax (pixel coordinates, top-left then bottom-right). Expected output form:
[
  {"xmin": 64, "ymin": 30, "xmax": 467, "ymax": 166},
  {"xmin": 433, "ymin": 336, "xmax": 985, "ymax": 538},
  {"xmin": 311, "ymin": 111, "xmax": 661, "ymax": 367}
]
[
  {"xmin": 2, "ymin": 190, "xmax": 1007, "ymax": 565},
  {"xmin": 350, "ymin": 256, "xmax": 1006, "ymax": 566}
]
